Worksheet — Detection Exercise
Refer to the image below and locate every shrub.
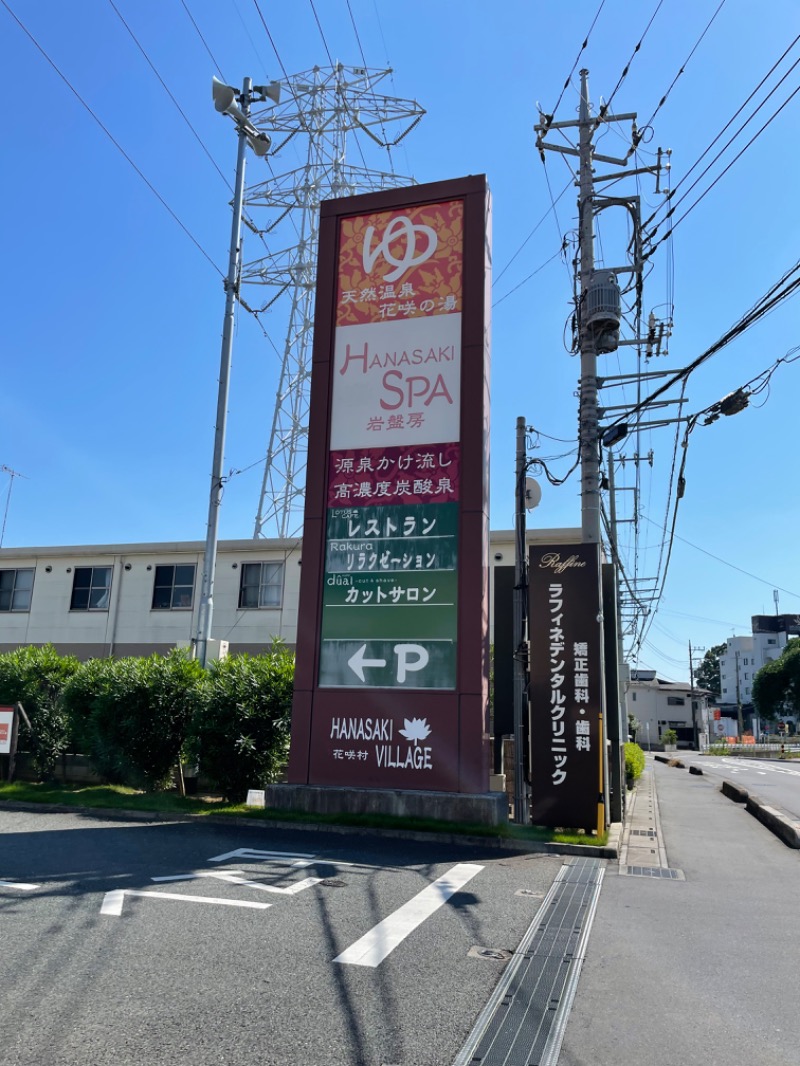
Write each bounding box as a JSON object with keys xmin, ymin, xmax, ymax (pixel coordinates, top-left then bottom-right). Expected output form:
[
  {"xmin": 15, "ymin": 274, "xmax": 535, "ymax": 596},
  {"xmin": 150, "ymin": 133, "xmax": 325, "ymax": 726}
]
[
  {"xmin": 661, "ymin": 728, "xmax": 678, "ymax": 746},
  {"xmin": 0, "ymin": 644, "xmax": 80, "ymax": 779},
  {"xmin": 189, "ymin": 647, "xmax": 294, "ymax": 802},
  {"xmin": 64, "ymin": 650, "xmax": 206, "ymax": 790},
  {"xmin": 61, "ymin": 656, "xmax": 116, "ymax": 754},
  {"xmin": 624, "ymin": 742, "xmax": 645, "ymax": 784}
]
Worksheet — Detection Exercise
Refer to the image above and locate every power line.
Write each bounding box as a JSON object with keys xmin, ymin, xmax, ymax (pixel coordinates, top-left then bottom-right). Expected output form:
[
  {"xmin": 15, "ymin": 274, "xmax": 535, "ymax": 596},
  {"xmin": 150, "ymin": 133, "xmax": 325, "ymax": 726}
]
[
  {"xmin": 493, "ymin": 179, "xmax": 571, "ymax": 286},
  {"xmin": 641, "ymin": 515, "xmax": 800, "ymax": 599},
  {"xmin": 641, "ymin": 0, "xmax": 728, "ymax": 129},
  {"xmin": 346, "ymin": 0, "xmax": 395, "ymax": 169},
  {"xmin": 644, "ymin": 34, "xmax": 800, "ymax": 235},
  {"xmin": 605, "ymin": 258, "xmax": 800, "ymax": 428},
  {"xmin": 309, "ymin": 0, "xmax": 334, "ymax": 65},
  {"xmin": 108, "ymin": 0, "xmax": 232, "ymax": 191},
  {"xmin": 542, "ymin": 0, "xmax": 607, "ymax": 124},
  {"xmin": 597, "ymin": 0, "xmax": 665, "ymax": 124},
  {"xmin": 646, "ymin": 65, "xmax": 800, "ymax": 253},
  {"xmin": 179, "ymin": 0, "xmax": 225, "ymax": 81},
  {"xmin": 0, "ymin": 0, "xmax": 222, "ymax": 276},
  {"xmin": 493, "ymin": 246, "xmax": 565, "ymax": 308}
]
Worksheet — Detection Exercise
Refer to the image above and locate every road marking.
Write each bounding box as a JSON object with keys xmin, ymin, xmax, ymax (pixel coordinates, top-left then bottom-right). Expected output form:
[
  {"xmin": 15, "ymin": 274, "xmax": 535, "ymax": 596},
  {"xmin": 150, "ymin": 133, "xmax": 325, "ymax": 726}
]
[
  {"xmin": 152, "ymin": 870, "xmax": 324, "ymax": 895},
  {"xmin": 100, "ymin": 889, "xmax": 273, "ymax": 916},
  {"xmin": 207, "ymin": 847, "xmax": 315, "ymax": 867},
  {"xmin": 0, "ymin": 880, "xmax": 40, "ymax": 891},
  {"xmin": 334, "ymin": 862, "xmax": 483, "ymax": 968}
]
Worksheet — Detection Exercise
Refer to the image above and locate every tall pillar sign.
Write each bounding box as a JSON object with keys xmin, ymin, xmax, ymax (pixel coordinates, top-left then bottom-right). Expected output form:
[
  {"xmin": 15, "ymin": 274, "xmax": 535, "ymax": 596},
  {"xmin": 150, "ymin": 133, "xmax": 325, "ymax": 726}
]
[
  {"xmin": 289, "ymin": 177, "xmax": 491, "ymax": 794},
  {"xmin": 528, "ymin": 544, "xmax": 605, "ymax": 831}
]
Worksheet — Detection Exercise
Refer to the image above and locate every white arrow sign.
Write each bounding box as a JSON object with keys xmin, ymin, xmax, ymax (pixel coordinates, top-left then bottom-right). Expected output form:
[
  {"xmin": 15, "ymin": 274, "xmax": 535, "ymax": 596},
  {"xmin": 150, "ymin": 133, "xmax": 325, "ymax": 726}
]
[{"xmin": 348, "ymin": 644, "xmax": 387, "ymax": 682}]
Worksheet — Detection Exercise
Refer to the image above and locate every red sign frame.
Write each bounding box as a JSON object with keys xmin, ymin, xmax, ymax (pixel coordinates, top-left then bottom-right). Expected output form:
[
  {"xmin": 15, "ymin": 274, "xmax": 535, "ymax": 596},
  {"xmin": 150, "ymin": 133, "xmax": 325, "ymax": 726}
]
[{"xmin": 288, "ymin": 176, "xmax": 491, "ymax": 793}]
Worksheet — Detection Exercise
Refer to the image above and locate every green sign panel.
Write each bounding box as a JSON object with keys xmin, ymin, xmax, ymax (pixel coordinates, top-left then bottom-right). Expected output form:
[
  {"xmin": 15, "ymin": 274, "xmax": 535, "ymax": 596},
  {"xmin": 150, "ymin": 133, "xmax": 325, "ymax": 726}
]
[{"xmin": 320, "ymin": 502, "xmax": 458, "ymax": 689}]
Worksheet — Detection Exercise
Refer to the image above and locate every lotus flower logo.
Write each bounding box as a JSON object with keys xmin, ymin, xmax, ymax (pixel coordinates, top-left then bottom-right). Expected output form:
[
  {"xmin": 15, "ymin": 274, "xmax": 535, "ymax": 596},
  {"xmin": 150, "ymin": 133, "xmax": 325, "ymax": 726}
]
[{"xmin": 399, "ymin": 717, "xmax": 431, "ymax": 745}]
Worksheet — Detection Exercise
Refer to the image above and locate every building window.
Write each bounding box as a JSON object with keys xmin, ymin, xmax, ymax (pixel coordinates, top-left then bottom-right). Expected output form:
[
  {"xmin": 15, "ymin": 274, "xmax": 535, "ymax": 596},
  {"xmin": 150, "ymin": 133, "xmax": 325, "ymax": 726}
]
[
  {"xmin": 667, "ymin": 696, "xmax": 685, "ymax": 706},
  {"xmin": 0, "ymin": 568, "xmax": 34, "ymax": 612},
  {"xmin": 631, "ymin": 692, "xmax": 637, "ymax": 701},
  {"xmin": 744, "ymin": 672, "xmax": 749, "ymax": 680},
  {"xmin": 238, "ymin": 562, "xmax": 283, "ymax": 609},
  {"xmin": 152, "ymin": 564, "xmax": 195, "ymax": 610},
  {"xmin": 723, "ymin": 687, "xmax": 728, "ymax": 694},
  {"xmin": 768, "ymin": 639, "xmax": 777, "ymax": 645},
  {"xmin": 70, "ymin": 566, "xmax": 112, "ymax": 611}
]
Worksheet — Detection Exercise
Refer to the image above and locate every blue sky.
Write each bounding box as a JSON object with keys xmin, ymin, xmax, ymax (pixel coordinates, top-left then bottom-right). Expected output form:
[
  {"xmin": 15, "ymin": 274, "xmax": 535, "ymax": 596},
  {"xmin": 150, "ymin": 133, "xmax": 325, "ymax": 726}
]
[{"xmin": 1, "ymin": 0, "xmax": 799, "ymax": 682}]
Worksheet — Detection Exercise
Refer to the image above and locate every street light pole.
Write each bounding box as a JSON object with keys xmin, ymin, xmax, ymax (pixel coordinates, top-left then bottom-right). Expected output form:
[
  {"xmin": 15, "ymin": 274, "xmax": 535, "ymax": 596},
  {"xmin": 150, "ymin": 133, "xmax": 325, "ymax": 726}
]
[{"xmin": 195, "ymin": 79, "xmax": 253, "ymax": 667}]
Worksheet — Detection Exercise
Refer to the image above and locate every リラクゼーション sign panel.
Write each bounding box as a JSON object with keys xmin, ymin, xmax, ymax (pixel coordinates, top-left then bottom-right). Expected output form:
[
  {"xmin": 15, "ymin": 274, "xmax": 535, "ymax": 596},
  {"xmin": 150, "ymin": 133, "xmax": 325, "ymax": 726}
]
[{"xmin": 288, "ymin": 178, "xmax": 491, "ymax": 793}]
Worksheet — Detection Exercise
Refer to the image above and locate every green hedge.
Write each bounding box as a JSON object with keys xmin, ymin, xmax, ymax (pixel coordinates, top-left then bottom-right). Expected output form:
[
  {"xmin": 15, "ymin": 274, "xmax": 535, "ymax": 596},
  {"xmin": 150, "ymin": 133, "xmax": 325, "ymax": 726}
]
[
  {"xmin": 2, "ymin": 645, "xmax": 295, "ymax": 794},
  {"xmin": 624, "ymin": 742, "xmax": 645, "ymax": 784},
  {"xmin": 188, "ymin": 647, "xmax": 294, "ymax": 802},
  {"xmin": 62, "ymin": 650, "xmax": 206, "ymax": 790},
  {"xmin": 0, "ymin": 645, "xmax": 80, "ymax": 778}
]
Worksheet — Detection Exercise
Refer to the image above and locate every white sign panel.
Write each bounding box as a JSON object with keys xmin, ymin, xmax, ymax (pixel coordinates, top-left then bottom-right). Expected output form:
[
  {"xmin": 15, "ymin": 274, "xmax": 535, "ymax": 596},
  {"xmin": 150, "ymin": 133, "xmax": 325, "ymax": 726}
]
[
  {"xmin": 0, "ymin": 708, "xmax": 14, "ymax": 755},
  {"xmin": 330, "ymin": 314, "xmax": 462, "ymax": 450}
]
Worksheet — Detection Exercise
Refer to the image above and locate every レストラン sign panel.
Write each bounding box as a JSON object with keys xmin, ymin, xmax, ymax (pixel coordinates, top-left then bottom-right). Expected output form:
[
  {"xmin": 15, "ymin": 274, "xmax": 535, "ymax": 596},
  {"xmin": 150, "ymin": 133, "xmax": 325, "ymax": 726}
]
[
  {"xmin": 319, "ymin": 199, "xmax": 464, "ymax": 691},
  {"xmin": 528, "ymin": 544, "xmax": 603, "ymax": 830}
]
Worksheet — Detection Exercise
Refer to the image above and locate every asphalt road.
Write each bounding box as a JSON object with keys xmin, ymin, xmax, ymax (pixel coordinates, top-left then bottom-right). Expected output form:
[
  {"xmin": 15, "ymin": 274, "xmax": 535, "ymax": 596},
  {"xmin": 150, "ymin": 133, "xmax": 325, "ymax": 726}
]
[
  {"xmin": 679, "ymin": 753, "xmax": 800, "ymax": 820},
  {"xmin": 0, "ymin": 808, "xmax": 565, "ymax": 1066}
]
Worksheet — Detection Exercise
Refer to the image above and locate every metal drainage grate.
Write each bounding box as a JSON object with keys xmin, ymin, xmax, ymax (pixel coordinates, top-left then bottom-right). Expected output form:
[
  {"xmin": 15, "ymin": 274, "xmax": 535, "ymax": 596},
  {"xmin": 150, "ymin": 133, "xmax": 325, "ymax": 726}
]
[
  {"xmin": 454, "ymin": 858, "xmax": 604, "ymax": 1066},
  {"xmin": 630, "ymin": 829, "xmax": 657, "ymax": 837},
  {"xmin": 620, "ymin": 865, "xmax": 685, "ymax": 880}
]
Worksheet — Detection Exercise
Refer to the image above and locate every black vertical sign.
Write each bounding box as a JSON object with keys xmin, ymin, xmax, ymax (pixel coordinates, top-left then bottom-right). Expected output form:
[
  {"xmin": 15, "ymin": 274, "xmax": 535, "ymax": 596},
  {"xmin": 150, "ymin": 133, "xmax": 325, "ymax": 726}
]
[{"xmin": 528, "ymin": 544, "xmax": 603, "ymax": 830}]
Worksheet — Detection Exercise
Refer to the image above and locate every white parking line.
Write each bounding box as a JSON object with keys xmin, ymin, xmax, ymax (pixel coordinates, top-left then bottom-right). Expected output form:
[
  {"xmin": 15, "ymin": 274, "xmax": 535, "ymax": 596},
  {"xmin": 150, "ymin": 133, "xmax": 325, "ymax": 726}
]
[
  {"xmin": 152, "ymin": 870, "xmax": 324, "ymax": 895},
  {"xmin": 0, "ymin": 880, "xmax": 40, "ymax": 891},
  {"xmin": 100, "ymin": 889, "xmax": 273, "ymax": 916},
  {"xmin": 335, "ymin": 862, "xmax": 483, "ymax": 968},
  {"xmin": 207, "ymin": 848, "xmax": 315, "ymax": 867}
]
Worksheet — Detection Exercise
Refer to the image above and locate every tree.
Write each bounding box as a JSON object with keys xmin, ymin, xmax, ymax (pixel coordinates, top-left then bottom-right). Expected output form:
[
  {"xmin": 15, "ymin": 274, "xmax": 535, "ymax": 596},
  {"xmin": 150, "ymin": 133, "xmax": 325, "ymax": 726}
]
[
  {"xmin": 752, "ymin": 639, "xmax": 800, "ymax": 722},
  {"xmin": 694, "ymin": 643, "xmax": 727, "ymax": 696}
]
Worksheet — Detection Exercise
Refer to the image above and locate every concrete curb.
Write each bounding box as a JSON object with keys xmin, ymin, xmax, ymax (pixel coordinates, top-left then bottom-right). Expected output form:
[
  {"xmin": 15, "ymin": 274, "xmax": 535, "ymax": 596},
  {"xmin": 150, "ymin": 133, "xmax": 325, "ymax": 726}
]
[
  {"xmin": 717, "ymin": 781, "xmax": 800, "ymax": 848},
  {"xmin": 0, "ymin": 798, "xmax": 621, "ymax": 858},
  {"xmin": 657, "ymin": 756, "xmax": 800, "ymax": 850}
]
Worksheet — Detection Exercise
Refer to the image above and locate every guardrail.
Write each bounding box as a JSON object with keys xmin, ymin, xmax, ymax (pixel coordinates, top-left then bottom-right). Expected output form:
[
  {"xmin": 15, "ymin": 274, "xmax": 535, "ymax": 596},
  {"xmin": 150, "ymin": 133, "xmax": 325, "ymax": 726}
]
[{"xmin": 701, "ymin": 742, "xmax": 800, "ymax": 756}]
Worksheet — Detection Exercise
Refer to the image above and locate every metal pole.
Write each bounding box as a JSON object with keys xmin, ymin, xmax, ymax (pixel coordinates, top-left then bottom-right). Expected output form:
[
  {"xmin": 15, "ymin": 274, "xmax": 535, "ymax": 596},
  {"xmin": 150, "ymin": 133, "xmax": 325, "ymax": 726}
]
[
  {"xmin": 513, "ymin": 416, "xmax": 529, "ymax": 824},
  {"xmin": 606, "ymin": 452, "xmax": 626, "ymax": 819},
  {"xmin": 196, "ymin": 78, "xmax": 252, "ymax": 667},
  {"xmin": 577, "ymin": 69, "xmax": 600, "ymax": 544}
]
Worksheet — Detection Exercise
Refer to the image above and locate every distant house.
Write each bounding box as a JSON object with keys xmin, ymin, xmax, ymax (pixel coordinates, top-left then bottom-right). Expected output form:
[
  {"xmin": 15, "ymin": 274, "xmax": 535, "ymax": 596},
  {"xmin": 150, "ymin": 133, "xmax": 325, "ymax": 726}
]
[{"xmin": 626, "ymin": 669, "xmax": 707, "ymax": 750}]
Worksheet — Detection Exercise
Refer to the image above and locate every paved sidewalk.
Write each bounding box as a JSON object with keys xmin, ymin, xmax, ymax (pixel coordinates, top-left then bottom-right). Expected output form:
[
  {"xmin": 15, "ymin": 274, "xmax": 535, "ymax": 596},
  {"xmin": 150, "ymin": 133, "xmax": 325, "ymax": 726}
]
[{"xmin": 558, "ymin": 755, "xmax": 800, "ymax": 1066}]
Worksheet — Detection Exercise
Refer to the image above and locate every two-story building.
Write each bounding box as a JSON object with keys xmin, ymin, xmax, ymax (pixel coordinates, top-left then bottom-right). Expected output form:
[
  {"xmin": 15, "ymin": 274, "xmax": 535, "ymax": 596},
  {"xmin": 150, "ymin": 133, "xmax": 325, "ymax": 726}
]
[{"xmin": 625, "ymin": 669, "xmax": 707, "ymax": 750}]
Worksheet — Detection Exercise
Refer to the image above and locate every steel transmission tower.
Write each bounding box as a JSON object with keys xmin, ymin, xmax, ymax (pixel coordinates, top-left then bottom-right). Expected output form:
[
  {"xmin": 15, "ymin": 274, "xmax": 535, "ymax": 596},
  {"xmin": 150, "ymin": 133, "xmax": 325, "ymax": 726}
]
[{"xmin": 242, "ymin": 65, "xmax": 424, "ymax": 538}]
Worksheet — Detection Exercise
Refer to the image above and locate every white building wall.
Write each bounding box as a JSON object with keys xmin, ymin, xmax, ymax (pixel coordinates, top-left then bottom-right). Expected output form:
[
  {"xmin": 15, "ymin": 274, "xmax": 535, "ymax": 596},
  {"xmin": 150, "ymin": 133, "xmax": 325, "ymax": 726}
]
[
  {"xmin": 0, "ymin": 540, "xmax": 302, "ymax": 658},
  {"xmin": 625, "ymin": 671, "xmax": 703, "ymax": 749},
  {"xmin": 1, "ymin": 529, "xmax": 578, "ymax": 659}
]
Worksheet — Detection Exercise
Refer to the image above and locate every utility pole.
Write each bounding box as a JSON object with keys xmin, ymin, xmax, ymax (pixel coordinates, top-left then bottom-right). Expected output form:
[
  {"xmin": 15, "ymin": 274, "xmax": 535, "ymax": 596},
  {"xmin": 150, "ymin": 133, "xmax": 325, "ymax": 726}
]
[
  {"xmin": 513, "ymin": 417, "xmax": 530, "ymax": 824},
  {"xmin": 688, "ymin": 641, "xmax": 705, "ymax": 750},
  {"xmin": 577, "ymin": 71, "xmax": 601, "ymax": 543},
  {"xmin": 735, "ymin": 648, "xmax": 744, "ymax": 741}
]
